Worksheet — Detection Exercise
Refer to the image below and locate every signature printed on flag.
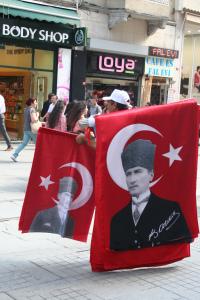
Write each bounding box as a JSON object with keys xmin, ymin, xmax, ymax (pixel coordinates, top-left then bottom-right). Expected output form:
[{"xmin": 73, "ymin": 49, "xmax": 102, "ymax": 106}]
[{"xmin": 148, "ymin": 211, "xmax": 180, "ymax": 241}]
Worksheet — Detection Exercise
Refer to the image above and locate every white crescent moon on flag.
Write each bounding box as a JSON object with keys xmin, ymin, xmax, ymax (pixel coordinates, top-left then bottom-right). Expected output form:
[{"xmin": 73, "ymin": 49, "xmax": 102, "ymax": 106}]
[
  {"xmin": 59, "ymin": 162, "xmax": 93, "ymax": 210},
  {"xmin": 106, "ymin": 124, "xmax": 163, "ymax": 190}
]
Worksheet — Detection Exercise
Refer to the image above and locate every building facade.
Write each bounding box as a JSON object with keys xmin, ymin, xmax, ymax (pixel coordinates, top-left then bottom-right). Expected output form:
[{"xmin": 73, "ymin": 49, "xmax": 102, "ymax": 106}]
[
  {"xmin": 55, "ymin": 0, "xmax": 200, "ymax": 105},
  {"xmin": 71, "ymin": 0, "xmax": 180, "ymax": 106},
  {"xmin": 0, "ymin": 0, "xmax": 86, "ymax": 139},
  {"xmin": 179, "ymin": 0, "xmax": 200, "ymax": 103}
]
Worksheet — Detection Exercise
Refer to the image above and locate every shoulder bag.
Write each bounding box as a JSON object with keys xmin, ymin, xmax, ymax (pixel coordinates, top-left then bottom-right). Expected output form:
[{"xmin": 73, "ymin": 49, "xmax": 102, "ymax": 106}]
[
  {"xmin": 30, "ymin": 120, "xmax": 42, "ymax": 134},
  {"xmin": 30, "ymin": 108, "xmax": 41, "ymax": 134}
]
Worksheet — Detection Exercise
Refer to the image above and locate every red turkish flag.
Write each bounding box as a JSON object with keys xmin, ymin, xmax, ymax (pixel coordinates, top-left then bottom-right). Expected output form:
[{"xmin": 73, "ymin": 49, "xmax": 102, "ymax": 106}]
[
  {"xmin": 198, "ymin": 105, "xmax": 200, "ymax": 131},
  {"xmin": 90, "ymin": 100, "xmax": 199, "ymax": 271},
  {"xmin": 19, "ymin": 128, "xmax": 95, "ymax": 242}
]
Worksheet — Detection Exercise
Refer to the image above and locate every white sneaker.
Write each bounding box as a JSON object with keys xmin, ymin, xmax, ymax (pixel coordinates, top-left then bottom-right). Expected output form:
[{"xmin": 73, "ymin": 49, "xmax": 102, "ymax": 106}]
[{"xmin": 11, "ymin": 155, "xmax": 17, "ymax": 162}]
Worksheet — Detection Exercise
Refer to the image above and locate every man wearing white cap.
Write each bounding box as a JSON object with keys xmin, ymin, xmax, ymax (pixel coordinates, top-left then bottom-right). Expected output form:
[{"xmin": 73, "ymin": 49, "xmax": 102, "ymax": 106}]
[
  {"xmin": 110, "ymin": 139, "xmax": 191, "ymax": 251},
  {"xmin": 102, "ymin": 89, "xmax": 132, "ymax": 113},
  {"xmin": 81, "ymin": 89, "xmax": 131, "ymax": 127},
  {"xmin": 76, "ymin": 89, "xmax": 131, "ymax": 146}
]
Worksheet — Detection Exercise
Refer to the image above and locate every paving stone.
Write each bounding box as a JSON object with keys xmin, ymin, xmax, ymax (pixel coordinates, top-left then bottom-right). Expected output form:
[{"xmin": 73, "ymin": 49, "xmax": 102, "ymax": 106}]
[
  {"xmin": 0, "ymin": 293, "xmax": 15, "ymax": 300},
  {"xmin": 110, "ymin": 287, "xmax": 179, "ymax": 300}
]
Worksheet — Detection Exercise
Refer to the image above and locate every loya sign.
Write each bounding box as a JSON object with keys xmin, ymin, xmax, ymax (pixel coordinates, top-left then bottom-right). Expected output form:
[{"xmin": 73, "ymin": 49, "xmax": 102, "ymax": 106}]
[
  {"xmin": 87, "ymin": 52, "xmax": 144, "ymax": 78},
  {"xmin": 0, "ymin": 18, "xmax": 86, "ymax": 47},
  {"xmin": 99, "ymin": 55, "xmax": 135, "ymax": 74}
]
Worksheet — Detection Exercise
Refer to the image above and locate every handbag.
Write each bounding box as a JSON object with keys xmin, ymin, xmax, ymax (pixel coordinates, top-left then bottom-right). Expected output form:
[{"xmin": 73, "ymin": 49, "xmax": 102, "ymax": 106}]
[{"xmin": 30, "ymin": 120, "xmax": 42, "ymax": 134}]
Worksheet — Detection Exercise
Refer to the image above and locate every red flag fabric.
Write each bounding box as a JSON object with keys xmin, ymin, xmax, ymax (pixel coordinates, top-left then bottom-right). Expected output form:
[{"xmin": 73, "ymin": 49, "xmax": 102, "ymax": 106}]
[
  {"xmin": 90, "ymin": 100, "xmax": 199, "ymax": 271},
  {"xmin": 198, "ymin": 105, "xmax": 200, "ymax": 134},
  {"xmin": 19, "ymin": 128, "xmax": 95, "ymax": 242}
]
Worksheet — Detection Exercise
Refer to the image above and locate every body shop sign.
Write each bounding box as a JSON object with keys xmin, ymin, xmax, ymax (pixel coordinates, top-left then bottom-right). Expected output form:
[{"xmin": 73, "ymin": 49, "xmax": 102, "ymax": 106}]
[
  {"xmin": 87, "ymin": 52, "xmax": 144, "ymax": 78},
  {"xmin": 0, "ymin": 18, "xmax": 86, "ymax": 47}
]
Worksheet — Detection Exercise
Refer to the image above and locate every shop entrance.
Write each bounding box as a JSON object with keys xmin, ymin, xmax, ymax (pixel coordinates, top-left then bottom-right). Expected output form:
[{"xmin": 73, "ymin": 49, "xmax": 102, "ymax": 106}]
[
  {"xmin": 150, "ymin": 78, "xmax": 169, "ymax": 105},
  {"xmin": 0, "ymin": 44, "xmax": 55, "ymax": 140},
  {"xmin": 143, "ymin": 76, "xmax": 170, "ymax": 106}
]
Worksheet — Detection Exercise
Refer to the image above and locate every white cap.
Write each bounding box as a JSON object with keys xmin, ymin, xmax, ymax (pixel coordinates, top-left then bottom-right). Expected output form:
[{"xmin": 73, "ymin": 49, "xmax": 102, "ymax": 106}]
[{"xmin": 102, "ymin": 89, "xmax": 130, "ymax": 105}]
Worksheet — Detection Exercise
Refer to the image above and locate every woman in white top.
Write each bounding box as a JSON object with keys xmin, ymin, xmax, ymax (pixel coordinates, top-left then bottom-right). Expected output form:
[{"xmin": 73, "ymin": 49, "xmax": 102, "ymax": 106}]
[{"xmin": 0, "ymin": 94, "xmax": 13, "ymax": 151}]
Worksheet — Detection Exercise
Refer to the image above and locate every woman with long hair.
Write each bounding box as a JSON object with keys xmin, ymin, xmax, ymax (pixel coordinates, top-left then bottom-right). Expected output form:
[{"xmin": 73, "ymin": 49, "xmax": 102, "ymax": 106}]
[
  {"xmin": 46, "ymin": 100, "xmax": 66, "ymax": 132},
  {"xmin": 66, "ymin": 100, "xmax": 88, "ymax": 133},
  {"xmin": 11, "ymin": 97, "xmax": 39, "ymax": 162}
]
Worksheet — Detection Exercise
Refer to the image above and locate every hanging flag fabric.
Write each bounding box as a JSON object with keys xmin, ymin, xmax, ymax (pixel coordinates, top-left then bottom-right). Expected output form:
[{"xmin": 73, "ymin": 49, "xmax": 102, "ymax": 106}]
[
  {"xmin": 90, "ymin": 100, "xmax": 199, "ymax": 271},
  {"xmin": 19, "ymin": 128, "xmax": 95, "ymax": 242}
]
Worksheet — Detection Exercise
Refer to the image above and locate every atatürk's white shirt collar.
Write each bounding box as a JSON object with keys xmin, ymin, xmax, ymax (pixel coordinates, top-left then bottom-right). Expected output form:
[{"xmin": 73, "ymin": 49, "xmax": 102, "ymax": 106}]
[{"xmin": 132, "ymin": 190, "xmax": 150, "ymax": 206}]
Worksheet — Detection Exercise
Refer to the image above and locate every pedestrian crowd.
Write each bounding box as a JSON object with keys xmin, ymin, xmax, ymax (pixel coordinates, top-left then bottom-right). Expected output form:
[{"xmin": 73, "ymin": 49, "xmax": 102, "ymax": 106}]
[{"xmin": 0, "ymin": 88, "xmax": 138, "ymax": 161}]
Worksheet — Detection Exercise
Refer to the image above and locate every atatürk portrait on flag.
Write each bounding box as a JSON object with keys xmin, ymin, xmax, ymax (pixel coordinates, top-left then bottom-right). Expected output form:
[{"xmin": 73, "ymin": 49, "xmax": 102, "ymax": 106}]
[
  {"xmin": 30, "ymin": 176, "xmax": 76, "ymax": 237},
  {"xmin": 110, "ymin": 139, "xmax": 191, "ymax": 251}
]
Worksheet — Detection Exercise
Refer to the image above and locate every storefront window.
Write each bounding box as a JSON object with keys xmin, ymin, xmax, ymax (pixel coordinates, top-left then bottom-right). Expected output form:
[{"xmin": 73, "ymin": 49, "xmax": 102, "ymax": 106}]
[
  {"xmin": 86, "ymin": 77, "xmax": 138, "ymax": 107},
  {"xmin": 142, "ymin": 76, "xmax": 170, "ymax": 106},
  {"xmin": 31, "ymin": 71, "xmax": 53, "ymax": 111},
  {"xmin": 0, "ymin": 69, "xmax": 32, "ymax": 139},
  {"xmin": 34, "ymin": 49, "xmax": 54, "ymax": 70},
  {"xmin": 0, "ymin": 45, "xmax": 54, "ymax": 140},
  {"xmin": 0, "ymin": 45, "xmax": 32, "ymax": 68}
]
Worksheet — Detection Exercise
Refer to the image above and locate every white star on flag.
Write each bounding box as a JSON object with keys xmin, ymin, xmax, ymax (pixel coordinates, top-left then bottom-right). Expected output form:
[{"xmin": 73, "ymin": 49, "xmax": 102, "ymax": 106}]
[
  {"xmin": 162, "ymin": 144, "xmax": 183, "ymax": 167},
  {"xmin": 39, "ymin": 175, "xmax": 54, "ymax": 190}
]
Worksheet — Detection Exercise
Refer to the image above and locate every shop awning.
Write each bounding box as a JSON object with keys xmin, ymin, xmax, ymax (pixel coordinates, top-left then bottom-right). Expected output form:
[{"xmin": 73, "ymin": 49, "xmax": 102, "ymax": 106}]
[{"xmin": 0, "ymin": 0, "xmax": 80, "ymax": 27}]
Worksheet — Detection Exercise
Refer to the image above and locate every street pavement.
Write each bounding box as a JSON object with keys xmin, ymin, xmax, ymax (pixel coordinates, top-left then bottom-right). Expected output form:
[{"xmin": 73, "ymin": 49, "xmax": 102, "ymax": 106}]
[{"xmin": 0, "ymin": 141, "xmax": 200, "ymax": 300}]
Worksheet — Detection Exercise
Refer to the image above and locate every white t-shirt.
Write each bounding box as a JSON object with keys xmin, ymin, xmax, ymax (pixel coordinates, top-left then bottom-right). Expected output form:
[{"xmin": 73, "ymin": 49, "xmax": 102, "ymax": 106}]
[
  {"xmin": 0, "ymin": 95, "xmax": 6, "ymax": 114},
  {"xmin": 47, "ymin": 103, "xmax": 55, "ymax": 113}
]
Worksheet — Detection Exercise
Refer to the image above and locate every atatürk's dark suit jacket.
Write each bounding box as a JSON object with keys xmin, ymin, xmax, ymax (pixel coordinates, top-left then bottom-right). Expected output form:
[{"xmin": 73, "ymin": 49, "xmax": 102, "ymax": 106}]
[
  {"xmin": 110, "ymin": 193, "xmax": 191, "ymax": 251},
  {"xmin": 29, "ymin": 206, "xmax": 74, "ymax": 238}
]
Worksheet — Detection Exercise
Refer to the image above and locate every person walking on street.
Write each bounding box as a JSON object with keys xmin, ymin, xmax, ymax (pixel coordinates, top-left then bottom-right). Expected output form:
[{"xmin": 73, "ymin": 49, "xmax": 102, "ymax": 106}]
[
  {"xmin": 43, "ymin": 94, "xmax": 58, "ymax": 122},
  {"xmin": 41, "ymin": 93, "xmax": 56, "ymax": 121},
  {"xmin": 11, "ymin": 98, "xmax": 39, "ymax": 162},
  {"xmin": 0, "ymin": 93, "xmax": 13, "ymax": 151},
  {"xmin": 76, "ymin": 89, "xmax": 130, "ymax": 147}
]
